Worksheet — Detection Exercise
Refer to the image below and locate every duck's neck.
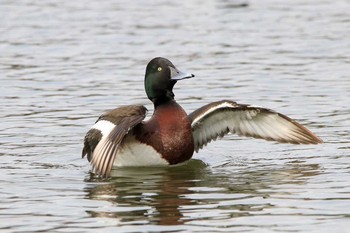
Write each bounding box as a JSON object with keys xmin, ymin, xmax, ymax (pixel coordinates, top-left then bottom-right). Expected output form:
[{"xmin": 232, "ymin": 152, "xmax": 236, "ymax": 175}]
[
  {"xmin": 153, "ymin": 94, "xmax": 176, "ymax": 108},
  {"xmin": 152, "ymin": 90, "xmax": 176, "ymax": 108}
]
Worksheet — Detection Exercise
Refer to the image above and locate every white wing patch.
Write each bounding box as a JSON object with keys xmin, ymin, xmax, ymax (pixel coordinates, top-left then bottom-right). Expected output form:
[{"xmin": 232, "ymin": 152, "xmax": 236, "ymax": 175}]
[
  {"xmin": 90, "ymin": 120, "xmax": 169, "ymax": 175},
  {"xmin": 191, "ymin": 101, "xmax": 234, "ymax": 126},
  {"xmin": 92, "ymin": 120, "xmax": 115, "ymax": 136},
  {"xmin": 84, "ymin": 105, "xmax": 147, "ymax": 177},
  {"xmin": 90, "ymin": 120, "xmax": 117, "ymax": 176},
  {"xmin": 190, "ymin": 100, "xmax": 323, "ymax": 152}
]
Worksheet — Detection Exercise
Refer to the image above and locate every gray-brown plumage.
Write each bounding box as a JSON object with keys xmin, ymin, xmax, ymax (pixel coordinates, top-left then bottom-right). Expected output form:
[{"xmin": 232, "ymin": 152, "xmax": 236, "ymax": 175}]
[{"xmin": 82, "ymin": 105, "xmax": 147, "ymax": 177}]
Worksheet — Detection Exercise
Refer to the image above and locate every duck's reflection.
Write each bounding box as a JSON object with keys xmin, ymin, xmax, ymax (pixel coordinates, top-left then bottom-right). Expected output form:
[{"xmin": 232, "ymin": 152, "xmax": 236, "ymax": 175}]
[{"xmin": 84, "ymin": 159, "xmax": 320, "ymax": 225}]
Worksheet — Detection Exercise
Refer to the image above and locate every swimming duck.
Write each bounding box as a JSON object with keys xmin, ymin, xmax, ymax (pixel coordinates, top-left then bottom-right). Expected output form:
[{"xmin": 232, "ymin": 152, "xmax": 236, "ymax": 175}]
[{"xmin": 82, "ymin": 57, "xmax": 323, "ymax": 177}]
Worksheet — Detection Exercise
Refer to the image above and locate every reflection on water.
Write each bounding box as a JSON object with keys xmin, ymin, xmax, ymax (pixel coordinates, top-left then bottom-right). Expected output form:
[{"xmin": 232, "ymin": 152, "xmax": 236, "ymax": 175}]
[
  {"xmin": 1, "ymin": 0, "xmax": 350, "ymax": 232},
  {"xmin": 86, "ymin": 160, "xmax": 208, "ymax": 226},
  {"xmin": 84, "ymin": 159, "xmax": 321, "ymax": 229}
]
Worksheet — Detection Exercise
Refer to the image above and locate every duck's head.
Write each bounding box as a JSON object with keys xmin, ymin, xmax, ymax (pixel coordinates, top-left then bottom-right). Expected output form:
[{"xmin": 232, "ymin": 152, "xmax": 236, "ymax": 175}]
[{"xmin": 145, "ymin": 57, "xmax": 194, "ymax": 105}]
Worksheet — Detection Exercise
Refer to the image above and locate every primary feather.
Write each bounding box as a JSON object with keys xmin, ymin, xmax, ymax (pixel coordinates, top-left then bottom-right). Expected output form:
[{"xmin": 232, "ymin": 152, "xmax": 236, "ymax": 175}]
[
  {"xmin": 188, "ymin": 100, "xmax": 323, "ymax": 152},
  {"xmin": 82, "ymin": 105, "xmax": 147, "ymax": 177}
]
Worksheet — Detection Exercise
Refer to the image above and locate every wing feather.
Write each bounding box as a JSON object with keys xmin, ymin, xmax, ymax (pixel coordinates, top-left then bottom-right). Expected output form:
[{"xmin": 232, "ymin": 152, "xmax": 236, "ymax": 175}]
[
  {"xmin": 87, "ymin": 105, "xmax": 147, "ymax": 177},
  {"xmin": 189, "ymin": 100, "xmax": 323, "ymax": 152}
]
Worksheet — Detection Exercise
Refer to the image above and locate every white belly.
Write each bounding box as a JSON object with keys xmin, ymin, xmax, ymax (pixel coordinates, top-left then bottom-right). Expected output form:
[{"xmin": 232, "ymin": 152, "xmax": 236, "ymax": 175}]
[{"xmin": 114, "ymin": 135, "xmax": 169, "ymax": 167}]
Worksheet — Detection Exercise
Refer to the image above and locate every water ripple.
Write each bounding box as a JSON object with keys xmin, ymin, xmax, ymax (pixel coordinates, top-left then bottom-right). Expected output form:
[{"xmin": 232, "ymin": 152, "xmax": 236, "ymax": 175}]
[{"xmin": 1, "ymin": 0, "xmax": 350, "ymax": 232}]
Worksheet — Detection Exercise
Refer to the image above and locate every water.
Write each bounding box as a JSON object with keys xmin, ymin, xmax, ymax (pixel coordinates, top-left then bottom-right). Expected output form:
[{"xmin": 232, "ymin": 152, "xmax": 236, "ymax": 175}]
[{"xmin": 1, "ymin": 0, "xmax": 350, "ymax": 232}]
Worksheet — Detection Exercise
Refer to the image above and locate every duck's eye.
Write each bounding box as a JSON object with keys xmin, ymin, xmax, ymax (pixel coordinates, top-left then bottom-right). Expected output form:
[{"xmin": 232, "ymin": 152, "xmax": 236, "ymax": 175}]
[{"xmin": 157, "ymin": 67, "xmax": 162, "ymax": 71}]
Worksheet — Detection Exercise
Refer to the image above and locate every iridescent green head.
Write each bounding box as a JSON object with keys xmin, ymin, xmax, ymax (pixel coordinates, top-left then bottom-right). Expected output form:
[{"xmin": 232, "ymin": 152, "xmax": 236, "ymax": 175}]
[{"xmin": 144, "ymin": 57, "xmax": 194, "ymax": 105}]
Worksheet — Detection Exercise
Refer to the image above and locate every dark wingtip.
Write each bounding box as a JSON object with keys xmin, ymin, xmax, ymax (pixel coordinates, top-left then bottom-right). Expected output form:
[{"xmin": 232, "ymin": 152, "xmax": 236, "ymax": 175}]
[
  {"xmin": 297, "ymin": 124, "xmax": 324, "ymax": 145},
  {"xmin": 82, "ymin": 147, "xmax": 86, "ymax": 159},
  {"xmin": 82, "ymin": 146, "xmax": 92, "ymax": 162},
  {"xmin": 276, "ymin": 112, "xmax": 324, "ymax": 145},
  {"xmin": 310, "ymin": 135, "xmax": 324, "ymax": 144}
]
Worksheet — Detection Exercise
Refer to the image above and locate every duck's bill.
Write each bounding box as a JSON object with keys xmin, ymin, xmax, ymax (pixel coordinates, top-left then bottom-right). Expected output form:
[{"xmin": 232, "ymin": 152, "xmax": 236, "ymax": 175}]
[{"xmin": 169, "ymin": 66, "xmax": 195, "ymax": 80}]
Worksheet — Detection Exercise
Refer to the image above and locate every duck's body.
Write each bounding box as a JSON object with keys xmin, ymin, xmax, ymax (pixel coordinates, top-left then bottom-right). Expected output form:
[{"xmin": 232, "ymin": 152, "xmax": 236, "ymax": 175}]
[
  {"xmin": 134, "ymin": 100, "xmax": 194, "ymax": 165},
  {"xmin": 116, "ymin": 100, "xmax": 194, "ymax": 166},
  {"xmin": 82, "ymin": 57, "xmax": 323, "ymax": 177}
]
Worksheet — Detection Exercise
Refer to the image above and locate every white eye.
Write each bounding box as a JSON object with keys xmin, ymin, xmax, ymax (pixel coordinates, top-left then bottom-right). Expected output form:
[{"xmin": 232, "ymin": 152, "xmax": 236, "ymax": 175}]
[{"xmin": 157, "ymin": 67, "xmax": 162, "ymax": 71}]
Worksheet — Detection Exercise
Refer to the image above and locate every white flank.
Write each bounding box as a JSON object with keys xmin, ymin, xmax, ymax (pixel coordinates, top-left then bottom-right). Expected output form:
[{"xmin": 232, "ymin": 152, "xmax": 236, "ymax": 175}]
[
  {"xmin": 114, "ymin": 135, "xmax": 169, "ymax": 167},
  {"xmin": 92, "ymin": 120, "xmax": 115, "ymax": 136}
]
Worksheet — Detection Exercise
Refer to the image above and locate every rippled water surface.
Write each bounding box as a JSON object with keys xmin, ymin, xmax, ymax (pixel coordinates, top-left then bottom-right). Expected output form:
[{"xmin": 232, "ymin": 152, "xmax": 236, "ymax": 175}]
[{"xmin": 1, "ymin": 0, "xmax": 350, "ymax": 232}]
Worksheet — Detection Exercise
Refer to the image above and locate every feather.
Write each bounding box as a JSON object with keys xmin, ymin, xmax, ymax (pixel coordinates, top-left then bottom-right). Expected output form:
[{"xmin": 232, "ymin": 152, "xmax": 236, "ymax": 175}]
[
  {"xmin": 189, "ymin": 100, "xmax": 323, "ymax": 152},
  {"xmin": 83, "ymin": 105, "xmax": 147, "ymax": 177}
]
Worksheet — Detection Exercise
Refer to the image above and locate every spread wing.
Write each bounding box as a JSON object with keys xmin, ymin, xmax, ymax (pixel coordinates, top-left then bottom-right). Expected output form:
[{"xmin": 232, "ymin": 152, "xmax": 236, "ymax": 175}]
[
  {"xmin": 188, "ymin": 100, "xmax": 323, "ymax": 152},
  {"xmin": 82, "ymin": 105, "xmax": 147, "ymax": 177}
]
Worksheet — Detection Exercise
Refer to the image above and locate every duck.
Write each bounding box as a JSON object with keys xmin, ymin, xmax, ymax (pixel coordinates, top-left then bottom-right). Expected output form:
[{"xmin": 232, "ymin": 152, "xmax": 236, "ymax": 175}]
[{"xmin": 82, "ymin": 57, "xmax": 323, "ymax": 177}]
